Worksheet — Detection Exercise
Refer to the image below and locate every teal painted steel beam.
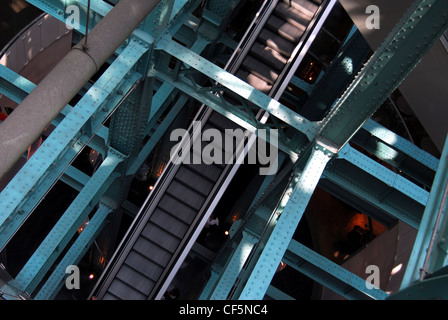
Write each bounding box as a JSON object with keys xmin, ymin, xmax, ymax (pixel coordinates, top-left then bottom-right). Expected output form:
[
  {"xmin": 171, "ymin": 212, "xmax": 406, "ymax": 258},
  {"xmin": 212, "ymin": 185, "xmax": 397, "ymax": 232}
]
[
  {"xmin": 322, "ymin": 157, "xmax": 425, "ymax": 229},
  {"xmin": 0, "ymin": 41, "xmax": 147, "ymax": 251},
  {"xmin": 0, "ymin": 64, "xmax": 72, "ymax": 123},
  {"xmin": 361, "ymin": 119, "xmax": 439, "ymax": 173},
  {"xmin": 284, "ymin": 240, "xmax": 389, "ymax": 300},
  {"xmin": 390, "ymin": 274, "xmax": 448, "ymax": 300},
  {"xmin": 154, "ymin": 35, "xmax": 319, "ymax": 140},
  {"xmin": 60, "ymin": 165, "xmax": 91, "ymax": 192},
  {"xmin": 401, "ymin": 135, "xmax": 448, "ymax": 289},
  {"xmin": 127, "ymin": 93, "xmax": 188, "ymax": 176},
  {"xmin": 353, "ymin": 120, "xmax": 437, "ymax": 189},
  {"xmin": 265, "ymin": 285, "xmax": 295, "ymax": 300},
  {"xmin": 34, "ymin": 202, "xmax": 114, "ymax": 300},
  {"xmin": 0, "ymin": 64, "xmax": 109, "ymax": 155},
  {"xmin": 299, "ymin": 29, "xmax": 372, "ymax": 121},
  {"xmin": 199, "ymin": 269, "xmax": 220, "ymax": 300},
  {"xmin": 238, "ymin": 145, "xmax": 332, "ymax": 300},
  {"xmin": 15, "ymin": 149, "xmax": 124, "ymax": 295},
  {"xmin": 339, "ymin": 145, "xmax": 429, "ymax": 207},
  {"xmin": 149, "ymin": 68, "xmax": 257, "ymax": 131},
  {"xmin": 316, "ymin": 0, "xmax": 448, "ymax": 152},
  {"xmin": 149, "ymin": 69, "xmax": 296, "ymax": 160},
  {"xmin": 209, "ymin": 231, "xmax": 258, "ymax": 300}
]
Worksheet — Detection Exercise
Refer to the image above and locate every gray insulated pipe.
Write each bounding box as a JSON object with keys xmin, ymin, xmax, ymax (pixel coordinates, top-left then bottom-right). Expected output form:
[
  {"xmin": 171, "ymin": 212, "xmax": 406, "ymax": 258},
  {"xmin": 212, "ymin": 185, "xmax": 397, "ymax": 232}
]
[{"xmin": 0, "ymin": 0, "xmax": 161, "ymax": 181}]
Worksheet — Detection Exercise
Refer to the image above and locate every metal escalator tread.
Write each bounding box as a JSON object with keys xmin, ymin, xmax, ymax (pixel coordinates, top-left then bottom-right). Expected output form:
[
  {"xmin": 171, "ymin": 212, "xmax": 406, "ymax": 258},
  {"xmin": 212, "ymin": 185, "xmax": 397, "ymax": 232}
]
[
  {"xmin": 103, "ymin": 292, "xmax": 119, "ymax": 300},
  {"xmin": 281, "ymin": 0, "xmax": 319, "ymax": 18},
  {"xmin": 175, "ymin": 166, "xmax": 215, "ymax": 196},
  {"xmin": 107, "ymin": 278, "xmax": 146, "ymax": 300},
  {"xmin": 133, "ymin": 236, "xmax": 172, "ymax": 267},
  {"xmin": 242, "ymin": 55, "xmax": 279, "ymax": 85},
  {"xmin": 184, "ymin": 162, "xmax": 223, "ymax": 183},
  {"xmin": 141, "ymin": 223, "xmax": 181, "ymax": 253},
  {"xmin": 258, "ymin": 29, "xmax": 296, "ymax": 58},
  {"xmin": 274, "ymin": 2, "xmax": 312, "ymax": 30},
  {"xmin": 125, "ymin": 250, "xmax": 164, "ymax": 281},
  {"xmin": 165, "ymin": 179, "xmax": 206, "ymax": 211},
  {"xmin": 116, "ymin": 264, "xmax": 156, "ymax": 295},
  {"xmin": 250, "ymin": 41, "xmax": 288, "ymax": 72},
  {"xmin": 96, "ymin": 0, "xmax": 328, "ymax": 300},
  {"xmin": 265, "ymin": 14, "xmax": 304, "ymax": 44},
  {"xmin": 158, "ymin": 193, "xmax": 202, "ymax": 224},
  {"xmin": 150, "ymin": 207, "xmax": 189, "ymax": 237},
  {"xmin": 236, "ymin": 69, "xmax": 272, "ymax": 94}
]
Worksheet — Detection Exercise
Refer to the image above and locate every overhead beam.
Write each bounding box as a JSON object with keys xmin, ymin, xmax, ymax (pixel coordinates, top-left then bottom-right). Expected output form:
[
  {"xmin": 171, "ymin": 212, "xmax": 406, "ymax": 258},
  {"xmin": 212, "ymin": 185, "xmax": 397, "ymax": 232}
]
[{"xmin": 154, "ymin": 35, "xmax": 320, "ymax": 140}]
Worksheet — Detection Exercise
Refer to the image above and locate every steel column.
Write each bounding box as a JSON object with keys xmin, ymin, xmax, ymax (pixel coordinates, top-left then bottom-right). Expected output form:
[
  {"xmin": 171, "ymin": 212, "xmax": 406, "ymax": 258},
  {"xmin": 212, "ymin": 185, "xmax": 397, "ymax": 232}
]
[
  {"xmin": 0, "ymin": 42, "xmax": 146, "ymax": 251},
  {"xmin": 316, "ymin": 0, "xmax": 448, "ymax": 151},
  {"xmin": 209, "ymin": 231, "xmax": 258, "ymax": 300},
  {"xmin": 238, "ymin": 145, "xmax": 332, "ymax": 299},
  {"xmin": 34, "ymin": 202, "xmax": 114, "ymax": 300},
  {"xmin": 401, "ymin": 135, "xmax": 448, "ymax": 289},
  {"xmin": 15, "ymin": 149, "xmax": 124, "ymax": 295}
]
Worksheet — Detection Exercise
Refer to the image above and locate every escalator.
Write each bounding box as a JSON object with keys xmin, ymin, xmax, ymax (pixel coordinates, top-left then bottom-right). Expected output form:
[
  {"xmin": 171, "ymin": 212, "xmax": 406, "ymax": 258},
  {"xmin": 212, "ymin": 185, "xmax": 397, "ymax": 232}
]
[{"xmin": 90, "ymin": 0, "xmax": 335, "ymax": 300}]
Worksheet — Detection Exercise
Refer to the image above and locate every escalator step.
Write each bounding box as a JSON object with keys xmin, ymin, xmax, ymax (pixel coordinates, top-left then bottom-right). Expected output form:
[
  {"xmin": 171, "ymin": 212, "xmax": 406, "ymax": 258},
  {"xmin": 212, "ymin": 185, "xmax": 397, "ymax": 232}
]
[
  {"xmin": 102, "ymin": 292, "xmax": 119, "ymax": 300},
  {"xmin": 133, "ymin": 236, "xmax": 172, "ymax": 267},
  {"xmin": 141, "ymin": 223, "xmax": 181, "ymax": 253},
  {"xmin": 258, "ymin": 28, "xmax": 295, "ymax": 58},
  {"xmin": 265, "ymin": 15, "xmax": 304, "ymax": 43},
  {"xmin": 184, "ymin": 162, "xmax": 223, "ymax": 183},
  {"xmin": 281, "ymin": 0, "xmax": 319, "ymax": 18},
  {"xmin": 242, "ymin": 55, "xmax": 279, "ymax": 85},
  {"xmin": 176, "ymin": 165, "xmax": 215, "ymax": 196},
  {"xmin": 158, "ymin": 194, "xmax": 199, "ymax": 224},
  {"xmin": 274, "ymin": 2, "xmax": 311, "ymax": 31},
  {"xmin": 165, "ymin": 179, "xmax": 205, "ymax": 211},
  {"xmin": 125, "ymin": 250, "xmax": 164, "ymax": 281},
  {"xmin": 250, "ymin": 41, "xmax": 287, "ymax": 71},
  {"xmin": 150, "ymin": 207, "xmax": 189, "ymax": 237},
  {"xmin": 116, "ymin": 264, "xmax": 156, "ymax": 295},
  {"xmin": 107, "ymin": 278, "xmax": 146, "ymax": 300},
  {"xmin": 236, "ymin": 69, "xmax": 272, "ymax": 94}
]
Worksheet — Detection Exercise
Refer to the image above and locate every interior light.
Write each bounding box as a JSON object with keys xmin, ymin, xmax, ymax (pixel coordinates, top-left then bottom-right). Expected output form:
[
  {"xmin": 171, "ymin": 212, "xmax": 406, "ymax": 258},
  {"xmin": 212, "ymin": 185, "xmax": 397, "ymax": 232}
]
[{"xmin": 391, "ymin": 263, "xmax": 403, "ymax": 276}]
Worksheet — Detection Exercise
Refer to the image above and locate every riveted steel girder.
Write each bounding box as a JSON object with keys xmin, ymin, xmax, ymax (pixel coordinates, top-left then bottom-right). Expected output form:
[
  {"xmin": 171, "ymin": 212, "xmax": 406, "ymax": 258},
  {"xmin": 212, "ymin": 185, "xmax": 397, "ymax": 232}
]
[
  {"xmin": 15, "ymin": 149, "xmax": 124, "ymax": 294},
  {"xmin": 238, "ymin": 145, "xmax": 332, "ymax": 300},
  {"xmin": 401, "ymin": 135, "xmax": 448, "ymax": 289},
  {"xmin": 0, "ymin": 41, "xmax": 147, "ymax": 252},
  {"xmin": 316, "ymin": 0, "xmax": 448, "ymax": 152},
  {"xmin": 0, "ymin": 0, "xmax": 161, "ymax": 182},
  {"xmin": 33, "ymin": 202, "xmax": 114, "ymax": 300}
]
